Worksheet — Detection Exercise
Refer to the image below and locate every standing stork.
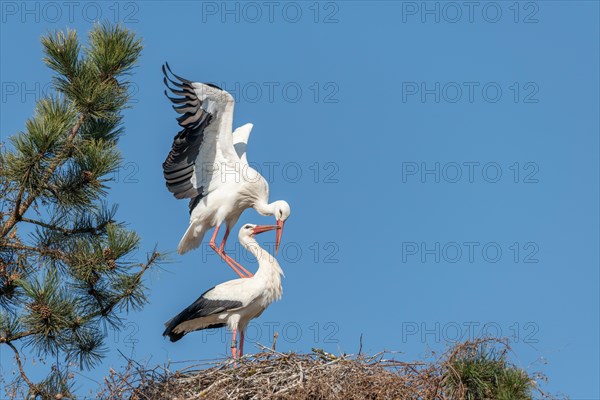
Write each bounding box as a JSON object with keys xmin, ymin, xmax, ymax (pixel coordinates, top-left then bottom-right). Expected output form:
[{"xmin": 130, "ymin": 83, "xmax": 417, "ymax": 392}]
[
  {"xmin": 162, "ymin": 63, "xmax": 291, "ymax": 278},
  {"xmin": 163, "ymin": 224, "xmax": 284, "ymax": 360}
]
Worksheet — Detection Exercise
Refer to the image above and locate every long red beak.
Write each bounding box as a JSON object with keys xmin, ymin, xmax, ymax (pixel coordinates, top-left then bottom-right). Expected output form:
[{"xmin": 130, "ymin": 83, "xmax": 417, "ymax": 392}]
[
  {"xmin": 253, "ymin": 225, "xmax": 279, "ymax": 235},
  {"xmin": 275, "ymin": 220, "xmax": 285, "ymax": 255}
]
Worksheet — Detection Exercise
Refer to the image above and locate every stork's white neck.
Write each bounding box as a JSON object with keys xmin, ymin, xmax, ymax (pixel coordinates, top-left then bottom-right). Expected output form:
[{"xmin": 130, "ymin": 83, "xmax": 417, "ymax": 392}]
[
  {"xmin": 254, "ymin": 201, "xmax": 275, "ymax": 217},
  {"xmin": 241, "ymin": 237, "xmax": 283, "ymax": 299},
  {"xmin": 242, "ymin": 237, "xmax": 263, "ymax": 259}
]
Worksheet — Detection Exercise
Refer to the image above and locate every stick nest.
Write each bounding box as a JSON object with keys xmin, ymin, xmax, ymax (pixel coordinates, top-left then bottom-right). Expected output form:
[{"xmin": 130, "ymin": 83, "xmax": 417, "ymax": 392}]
[{"xmin": 99, "ymin": 338, "xmax": 556, "ymax": 400}]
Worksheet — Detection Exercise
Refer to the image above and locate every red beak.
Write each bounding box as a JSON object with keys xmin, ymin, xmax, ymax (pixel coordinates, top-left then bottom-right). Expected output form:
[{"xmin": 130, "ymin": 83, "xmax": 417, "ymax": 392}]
[
  {"xmin": 253, "ymin": 225, "xmax": 279, "ymax": 236},
  {"xmin": 275, "ymin": 220, "xmax": 285, "ymax": 255}
]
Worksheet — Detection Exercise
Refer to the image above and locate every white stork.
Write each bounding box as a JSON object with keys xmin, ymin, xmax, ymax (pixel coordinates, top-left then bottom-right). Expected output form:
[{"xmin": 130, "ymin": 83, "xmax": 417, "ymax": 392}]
[
  {"xmin": 163, "ymin": 224, "xmax": 283, "ymax": 360},
  {"xmin": 162, "ymin": 63, "xmax": 291, "ymax": 278}
]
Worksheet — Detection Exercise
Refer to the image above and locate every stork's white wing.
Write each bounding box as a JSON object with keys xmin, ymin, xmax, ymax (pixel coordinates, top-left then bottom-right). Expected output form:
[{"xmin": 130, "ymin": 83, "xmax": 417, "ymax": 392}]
[
  {"xmin": 233, "ymin": 123, "xmax": 253, "ymax": 165},
  {"xmin": 162, "ymin": 63, "xmax": 240, "ymax": 210},
  {"xmin": 204, "ymin": 278, "xmax": 264, "ymax": 305},
  {"xmin": 162, "ymin": 284, "xmax": 244, "ymax": 340}
]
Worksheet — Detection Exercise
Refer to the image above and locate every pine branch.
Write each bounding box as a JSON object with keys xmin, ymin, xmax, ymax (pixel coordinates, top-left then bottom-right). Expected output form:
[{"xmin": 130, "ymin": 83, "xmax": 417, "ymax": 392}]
[
  {"xmin": 83, "ymin": 251, "xmax": 161, "ymax": 323},
  {"xmin": 5, "ymin": 341, "xmax": 37, "ymax": 395},
  {"xmin": 4, "ymin": 330, "xmax": 36, "ymax": 342},
  {"xmin": 21, "ymin": 217, "xmax": 110, "ymax": 236},
  {"xmin": 0, "ymin": 113, "xmax": 87, "ymax": 238},
  {"xmin": 0, "ymin": 242, "xmax": 67, "ymax": 261}
]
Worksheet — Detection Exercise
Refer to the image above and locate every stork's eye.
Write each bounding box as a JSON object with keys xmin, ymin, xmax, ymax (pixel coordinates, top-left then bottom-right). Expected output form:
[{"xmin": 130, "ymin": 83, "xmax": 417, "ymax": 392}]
[{"xmin": 244, "ymin": 225, "xmax": 251, "ymax": 229}]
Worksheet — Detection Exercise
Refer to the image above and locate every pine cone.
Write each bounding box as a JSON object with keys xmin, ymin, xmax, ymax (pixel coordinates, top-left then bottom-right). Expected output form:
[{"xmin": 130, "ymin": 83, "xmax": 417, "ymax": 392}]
[
  {"xmin": 103, "ymin": 248, "xmax": 117, "ymax": 270},
  {"xmin": 107, "ymin": 260, "xmax": 117, "ymax": 270},
  {"xmin": 30, "ymin": 303, "xmax": 52, "ymax": 320},
  {"xmin": 82, "ymin": 170, "xmax": 94, "ymax": 182},
  {"xmin": 103, "ymin": 248, "xmax": 114, "ymax": 259}
]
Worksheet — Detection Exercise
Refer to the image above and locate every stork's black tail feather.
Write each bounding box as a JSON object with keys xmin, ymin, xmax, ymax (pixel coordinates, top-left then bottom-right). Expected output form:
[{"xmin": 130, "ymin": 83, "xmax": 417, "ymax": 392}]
[
  {"xmin": 164, "ymin": 329, "xmax": 185, "ymax": 342},
  {"xmin": 163, "ymin": 322, "xmax": 227, "ymax": 343}
]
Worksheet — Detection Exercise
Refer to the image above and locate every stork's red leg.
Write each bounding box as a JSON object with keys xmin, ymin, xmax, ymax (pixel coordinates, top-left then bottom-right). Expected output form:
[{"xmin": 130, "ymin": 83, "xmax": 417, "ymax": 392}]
[
  {"xmin": 219, "ymin": 227, "xmax": 253, "ymax": 278},
  {"xmin": 209, "ymin": 225, "xmax": 245, "ymax": 277},
  {"xmin": 208, "ymin": 225, "xmax": 221, "ymax": 252},
  {"xmin": 231, "ymin": 329, "xmax": 238, "ymax": 366},
  {"xmin": 221, "ymin": 254, "xmax": 247, "ymax": 278},
  {"xmin": 218, "ymin": 227, "xmax": 230, "ymax": 253},
  {"xmin": 224, "ymin": 254, "xmax": 253, "ymax": 278},
  {"xmin": 239, "ymin": 330, "xmax": 245, "ymax": 357}
]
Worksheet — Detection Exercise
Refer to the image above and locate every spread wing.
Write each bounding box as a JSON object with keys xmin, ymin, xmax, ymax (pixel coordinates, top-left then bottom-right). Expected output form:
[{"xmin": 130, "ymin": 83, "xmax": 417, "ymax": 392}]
[
  {"xmin": 232, "ymin": 123, "xmax": 253, "ymax": 165},
  {"xmin": 162, "ymin": 63, "xmax": 241, "ymax": 208}
]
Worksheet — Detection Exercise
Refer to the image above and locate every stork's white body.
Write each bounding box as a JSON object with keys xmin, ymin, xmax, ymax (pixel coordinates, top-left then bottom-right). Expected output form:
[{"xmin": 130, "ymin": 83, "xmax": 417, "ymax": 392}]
[
  {"xmin": 179, "ymin": 163, "xmax": 271, "ymax": 254},
  {"xmin": 173, "ymin": 261, "xmax": 283, "ymax": 335}
]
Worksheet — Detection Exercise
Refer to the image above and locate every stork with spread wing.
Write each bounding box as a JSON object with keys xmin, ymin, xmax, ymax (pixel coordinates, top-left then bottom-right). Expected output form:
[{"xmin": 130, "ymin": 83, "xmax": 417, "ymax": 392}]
[{"xmin": 162, "ymin": 63, "xmax": 290, "ymax": 278}]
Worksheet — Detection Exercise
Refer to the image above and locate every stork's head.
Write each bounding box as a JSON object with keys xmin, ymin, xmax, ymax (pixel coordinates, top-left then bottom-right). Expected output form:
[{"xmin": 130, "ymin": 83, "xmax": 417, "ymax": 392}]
[
  {"xmin": 239, "ymin": 223, "xmax": 280, "ymax": 245},
  {"xmin": 271, "ymin": 200, "xmax": 291, "ymax": 254}
]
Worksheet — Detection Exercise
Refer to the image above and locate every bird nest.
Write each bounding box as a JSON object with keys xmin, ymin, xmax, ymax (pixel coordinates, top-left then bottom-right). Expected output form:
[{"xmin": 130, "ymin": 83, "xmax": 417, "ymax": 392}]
[{"xmin": 99, "ymin": 338, "xmax": 555, "ymax": 400}]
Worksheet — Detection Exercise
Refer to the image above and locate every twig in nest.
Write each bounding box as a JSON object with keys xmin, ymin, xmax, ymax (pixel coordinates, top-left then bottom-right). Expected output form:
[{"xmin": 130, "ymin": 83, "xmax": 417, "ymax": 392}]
[{"xmin": 271, "ymin": 332, "xmax": 279, "ymax": 352}]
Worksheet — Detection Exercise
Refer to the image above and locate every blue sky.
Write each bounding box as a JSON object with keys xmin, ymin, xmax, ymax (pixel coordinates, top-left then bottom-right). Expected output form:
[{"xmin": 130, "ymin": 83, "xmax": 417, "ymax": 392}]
[{"xmin": 1, "ymin": 1, "xmax": 598, "ymax": 398}]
